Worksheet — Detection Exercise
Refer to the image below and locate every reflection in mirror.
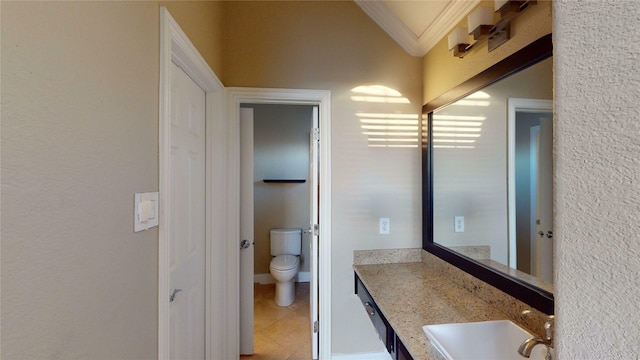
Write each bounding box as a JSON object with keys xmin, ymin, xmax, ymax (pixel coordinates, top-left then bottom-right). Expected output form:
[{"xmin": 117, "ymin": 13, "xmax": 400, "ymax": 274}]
[
  {"xmin": 432, "ymin": 57, "xmax": 553, "ymax": 293},
  {"xmin": 508, "ymin": 98, "xmax": 553, "ymax": 285}
]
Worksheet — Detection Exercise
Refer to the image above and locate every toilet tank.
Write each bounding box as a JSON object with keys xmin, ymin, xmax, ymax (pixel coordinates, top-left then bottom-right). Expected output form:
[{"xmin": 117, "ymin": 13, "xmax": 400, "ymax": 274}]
[{"xmin": 270, "ymin": 228, "xmax": 302, "ymax": 256}]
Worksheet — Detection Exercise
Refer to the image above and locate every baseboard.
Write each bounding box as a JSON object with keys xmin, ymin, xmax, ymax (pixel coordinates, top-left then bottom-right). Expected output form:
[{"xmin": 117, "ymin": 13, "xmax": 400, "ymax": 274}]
[
  {"xmin": 254, "ymin": 272, "xmax": 310, "ymax": 284},
  {"xmin": 331, "ymin": 351, "xmax": 392, "ymax": 360},
  {"xmin": 254, "ymin": 273, "xmax": 274, "ymax": 284},
  {"xmin": 297, "ymin": 271, "xmax": 310, "ymax": 282}
]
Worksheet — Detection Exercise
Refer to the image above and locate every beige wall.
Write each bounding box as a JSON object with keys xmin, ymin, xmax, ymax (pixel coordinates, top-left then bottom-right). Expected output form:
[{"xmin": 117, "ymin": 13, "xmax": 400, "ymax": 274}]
[
  {"xmin": 0, "ymin": 1, "xmax": 223, "ymax": 358},
  {"xmin": 422, "ymin": 0, "xmax": 552, "ymax": 104},
  {"xmin": 224, "ymin": 1, "xmax": 423, "ymax": 355},
  {"xmin": 554, "ymin": 1, "xmax": 640, "ymax": 358},
  {"xmin": 162, "ymin": 0, "xmax": 225, "ymax": 77}
]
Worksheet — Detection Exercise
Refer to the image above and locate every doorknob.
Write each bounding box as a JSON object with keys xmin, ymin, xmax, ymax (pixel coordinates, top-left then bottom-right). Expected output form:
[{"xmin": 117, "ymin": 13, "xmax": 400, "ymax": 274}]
[
  {"xmin": 170, "ymin": 288, "xmax": 182, "ymax": 302},
  {"xmin": 546, "ymin": 230, "xmax": 553, "ymax": 239},
  {"xmin": 538, "ymin": 231, "xmax": 545, "ymax": 237},
  {"xmin": 240, "ymin": 239, "xmax": 252, "ymax": 249}
]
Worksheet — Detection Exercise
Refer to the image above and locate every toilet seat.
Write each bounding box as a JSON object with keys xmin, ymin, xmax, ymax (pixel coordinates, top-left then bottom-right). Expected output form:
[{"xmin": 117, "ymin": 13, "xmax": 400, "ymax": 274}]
[{"xmin": 270, "ymin": 255, "xmax": 299, "ymax": 271}]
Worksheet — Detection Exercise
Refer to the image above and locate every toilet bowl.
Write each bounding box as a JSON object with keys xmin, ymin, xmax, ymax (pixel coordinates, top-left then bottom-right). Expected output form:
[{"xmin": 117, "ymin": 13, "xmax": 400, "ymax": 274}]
[
  {"xmin": 269, "ymin": 255, "xmax": 300, "ymax": 306},
  {"xmin": 269, "ymin": 229, "xmax": 302, "ymax": 306}
]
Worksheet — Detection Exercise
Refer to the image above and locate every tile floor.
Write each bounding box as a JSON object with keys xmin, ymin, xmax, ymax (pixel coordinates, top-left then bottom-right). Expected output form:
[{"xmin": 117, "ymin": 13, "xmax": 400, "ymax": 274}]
[{"xmin": 240, "ymin": 282, "xmax": 312, "ymax": 360}]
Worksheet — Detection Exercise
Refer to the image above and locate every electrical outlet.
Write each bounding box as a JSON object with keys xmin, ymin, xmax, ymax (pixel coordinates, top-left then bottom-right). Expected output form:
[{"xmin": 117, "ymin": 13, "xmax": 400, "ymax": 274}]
[
  {"xmin": 454, "ymin": 216, "xmax": 464, "ymax": 232},
  {"xmin": 379, "ymin": 218, "xmax": 390, "ymax": 235}
]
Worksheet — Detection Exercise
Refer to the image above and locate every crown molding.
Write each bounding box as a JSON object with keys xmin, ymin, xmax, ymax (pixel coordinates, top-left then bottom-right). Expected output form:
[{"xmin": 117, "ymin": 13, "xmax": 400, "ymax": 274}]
[
  {"xmin": 355, "ymin": 0, "xmax": 421, "ymax": 56},
  {"xmin": 355, "ymin": 0, "xmax": 480, "ymax": 57},
  {"xmin": 417, "ymin": 0, "xmax": 480, "ymax": 56}
]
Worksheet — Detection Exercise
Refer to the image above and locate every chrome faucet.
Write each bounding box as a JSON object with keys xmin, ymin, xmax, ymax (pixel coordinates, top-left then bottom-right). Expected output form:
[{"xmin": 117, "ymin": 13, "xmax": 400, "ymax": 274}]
[{"xmin": 518, "ymin": 310, "xmax": 554, "ymax": 360}]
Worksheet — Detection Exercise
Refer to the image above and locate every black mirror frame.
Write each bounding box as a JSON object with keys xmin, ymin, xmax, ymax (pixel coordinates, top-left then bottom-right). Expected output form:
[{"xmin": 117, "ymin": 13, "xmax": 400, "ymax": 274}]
[{"xmin": 422, "ymin": 34, "xmax": 554, "ymax": 315}]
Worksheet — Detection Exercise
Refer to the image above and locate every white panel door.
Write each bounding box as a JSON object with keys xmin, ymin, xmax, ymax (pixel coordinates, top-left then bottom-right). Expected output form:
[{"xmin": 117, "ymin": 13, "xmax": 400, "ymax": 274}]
[
  {"xmin": 169, "ymin": 62, "xmax": 206, "ymax": 359},
  {"xmin": 536, "ymin": 116, "xmax": 554, "ymax": 283},
  {"xmin": 239, "ymin": 108, "xmax": 255, "ymax": 355},
  {"xmin": 309, "ymin": 107, "xmax": 320, "ymax": 360}
]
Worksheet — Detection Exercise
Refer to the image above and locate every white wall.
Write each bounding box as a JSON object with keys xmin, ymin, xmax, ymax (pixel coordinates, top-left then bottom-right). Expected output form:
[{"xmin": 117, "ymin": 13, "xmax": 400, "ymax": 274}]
[{"xmin": 554, "ymin": 1, "xmax": 640, "ymax": 358}]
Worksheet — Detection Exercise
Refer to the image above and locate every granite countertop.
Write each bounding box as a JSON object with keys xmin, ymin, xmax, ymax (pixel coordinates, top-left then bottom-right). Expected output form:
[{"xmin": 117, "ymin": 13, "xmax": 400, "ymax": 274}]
[{"xmin": 353, "ymin": 262, "xmax": 512, "ymax": 360}]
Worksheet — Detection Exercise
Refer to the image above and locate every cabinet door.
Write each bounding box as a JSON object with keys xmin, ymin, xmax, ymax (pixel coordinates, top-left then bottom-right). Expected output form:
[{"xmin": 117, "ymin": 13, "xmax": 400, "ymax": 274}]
[
  {"xmin": 355, "ymin": 275, "xmax": 394, "ymax": 354},
  {"xmin": 395, "ymin": 335, "xmax": 413, "ymax": 360}
]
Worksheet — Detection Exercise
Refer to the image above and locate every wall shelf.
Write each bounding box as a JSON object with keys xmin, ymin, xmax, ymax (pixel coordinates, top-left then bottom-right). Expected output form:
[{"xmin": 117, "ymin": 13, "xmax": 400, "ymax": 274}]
[{"xmin": 263, "ymin": 179, "xmax": 306, "ymax": 183}]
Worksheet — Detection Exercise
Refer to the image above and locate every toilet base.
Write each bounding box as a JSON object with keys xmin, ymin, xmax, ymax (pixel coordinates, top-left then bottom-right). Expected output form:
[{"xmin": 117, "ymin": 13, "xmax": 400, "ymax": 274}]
[{"xmin": 274, "ymin": 281, "xmax": 295, "ymax": 306}]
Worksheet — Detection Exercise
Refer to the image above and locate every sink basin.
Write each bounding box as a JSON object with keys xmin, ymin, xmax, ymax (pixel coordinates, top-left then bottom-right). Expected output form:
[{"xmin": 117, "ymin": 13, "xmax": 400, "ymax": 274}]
[{"xmin": 423, "ymin": 320, "xmax": 552, "ymax": 360}]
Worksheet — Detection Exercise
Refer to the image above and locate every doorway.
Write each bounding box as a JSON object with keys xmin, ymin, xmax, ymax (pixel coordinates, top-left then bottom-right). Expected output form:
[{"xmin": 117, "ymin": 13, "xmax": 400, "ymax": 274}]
[
  {"xmin": 227, "ymin": 88, "xmax": 332, "ymax": 360},
  {"xmin": 240, "ymin": 103, "xmax": 317, "ymax": 358},
  {"xmin": 245, "ymin": 104, "xmax": 314, "ymax": 279},
  {"xmin": 507, "ymin": 98, "xmax": 553, "ymax": 283}
]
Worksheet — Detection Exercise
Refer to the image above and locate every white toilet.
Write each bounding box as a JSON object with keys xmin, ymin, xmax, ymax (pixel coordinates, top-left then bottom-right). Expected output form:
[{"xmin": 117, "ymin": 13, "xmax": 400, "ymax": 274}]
[{"xmin": 269, "ymin": 228, "xmax": 301, "ymax": 306}]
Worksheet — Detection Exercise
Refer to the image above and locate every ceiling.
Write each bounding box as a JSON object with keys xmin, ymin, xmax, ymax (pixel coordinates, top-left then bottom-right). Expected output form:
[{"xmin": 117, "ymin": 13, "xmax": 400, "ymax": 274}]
[{"xmin": 355, "ymin": 0, "xmax": 480, "ymax": 57}]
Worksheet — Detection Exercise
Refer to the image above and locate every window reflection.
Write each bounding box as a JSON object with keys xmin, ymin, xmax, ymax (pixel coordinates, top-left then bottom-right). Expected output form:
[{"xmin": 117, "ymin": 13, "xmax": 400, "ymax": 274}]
[
  {"xmin": 357, "ymin": 113, "xmax": 419, "ymax": 148},
  {"xmin": 351, "ymin": 86, "xmax": 418, "ymax": 148},
  {"xmin": 432, "ymin": 91, "xmax": 491, "ymax": 149}
]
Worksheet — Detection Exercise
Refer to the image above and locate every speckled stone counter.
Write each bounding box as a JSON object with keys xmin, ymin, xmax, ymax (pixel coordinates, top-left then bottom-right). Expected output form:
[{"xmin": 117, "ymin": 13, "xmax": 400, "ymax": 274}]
[{"xmin": 353, "ymin": 262, "xmax": 513, "ymax": 360}]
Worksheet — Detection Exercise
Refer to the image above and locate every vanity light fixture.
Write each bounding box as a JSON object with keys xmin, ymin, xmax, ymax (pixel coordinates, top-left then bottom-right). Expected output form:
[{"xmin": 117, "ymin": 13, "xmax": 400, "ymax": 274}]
[
  {"xmin": 447, "ymin": 0, "xmax": 537, "ymax": 58},
  {"xmin": 468, "ymin": 6, "xmax": 494, "ymax": 40},
  {"xmin": 447, "ymin": 27, "xmax": 469, "ymax": 57}
]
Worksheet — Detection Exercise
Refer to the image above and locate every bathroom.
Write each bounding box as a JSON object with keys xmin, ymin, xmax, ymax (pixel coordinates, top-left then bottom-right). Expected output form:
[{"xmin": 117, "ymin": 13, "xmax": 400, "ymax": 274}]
[
  {"xmin": 3, "ymin": 2, "xmax": 638, "ymax": 360},
  {"xmin": 240, "ymin": 103, "xmax": 316, "ymax": 358}
]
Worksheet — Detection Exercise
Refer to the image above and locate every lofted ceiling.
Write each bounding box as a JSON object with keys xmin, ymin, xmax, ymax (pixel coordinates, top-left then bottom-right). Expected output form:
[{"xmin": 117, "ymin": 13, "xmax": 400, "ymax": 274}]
[{"xmin": 355, "ymin": 0, "xmax": 480, "ymax": 57}]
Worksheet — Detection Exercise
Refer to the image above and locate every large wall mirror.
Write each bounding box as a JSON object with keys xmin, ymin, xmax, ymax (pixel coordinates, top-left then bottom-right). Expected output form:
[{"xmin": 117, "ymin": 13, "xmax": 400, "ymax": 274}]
[{"xmin": 422, "ymin": 34, "xmax": 554, "ymax": 314}]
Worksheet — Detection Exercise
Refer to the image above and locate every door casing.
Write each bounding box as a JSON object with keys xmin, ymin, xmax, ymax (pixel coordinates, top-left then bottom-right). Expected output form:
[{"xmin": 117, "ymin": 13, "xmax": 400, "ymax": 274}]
[{"xmin": 227, "ymin": 88, "xmax": 332, "ymax": 359}]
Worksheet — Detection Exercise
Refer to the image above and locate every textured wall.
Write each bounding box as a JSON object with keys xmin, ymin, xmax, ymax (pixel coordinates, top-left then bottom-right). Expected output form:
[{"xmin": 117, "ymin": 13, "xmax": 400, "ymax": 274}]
[
  {"xmin": 554, "ymin": 1, "xmax": 640, "ymax": 358},
  {"xmin": 224, "ymin": 1, "xmax": 423, "ymax": 355},
  {"xmin": 1, "ymin": 1, "xmax": 224, "ymax": 358}
]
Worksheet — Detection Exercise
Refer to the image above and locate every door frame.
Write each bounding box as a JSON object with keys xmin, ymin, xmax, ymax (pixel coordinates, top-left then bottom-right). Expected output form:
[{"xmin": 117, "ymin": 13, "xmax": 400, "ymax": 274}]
[
  {"xmin": 159, "ymin": 7, "xmax": 227, "ymax": 360},
  {"xmin": 529, "ymin": 125, "xmax": 540, "ymax": 274},
  {"xmin": 227, "ymin": 87, "xmax": 332, "ymax": 359},
  {"xmin": 507, "ymin": 98, "xmax": 553, "ymax": 269}
]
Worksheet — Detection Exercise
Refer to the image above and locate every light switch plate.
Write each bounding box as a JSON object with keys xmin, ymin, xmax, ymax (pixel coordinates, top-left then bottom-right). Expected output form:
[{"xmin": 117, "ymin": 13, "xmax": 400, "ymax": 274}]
[{"xmin": 134, "ymin": 192, "xmax": 159, "ymax": 232}]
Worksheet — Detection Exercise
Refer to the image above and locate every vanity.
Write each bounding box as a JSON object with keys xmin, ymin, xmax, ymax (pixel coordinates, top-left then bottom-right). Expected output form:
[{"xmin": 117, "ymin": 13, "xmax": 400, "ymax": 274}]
[
  {"xmin": 354, "ymin": 261, "xmax": 508, "ymax": 360},
  {"xmin": 354, "ymin": 250, "xmax": 549, "ymax": 360},
  {"xmin": 354, "ymin": 33, "xmax": 555, "ymax": 360}
]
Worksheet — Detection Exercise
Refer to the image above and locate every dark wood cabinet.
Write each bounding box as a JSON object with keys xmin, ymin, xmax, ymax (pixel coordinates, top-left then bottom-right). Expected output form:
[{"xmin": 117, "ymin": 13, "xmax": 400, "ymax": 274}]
[
  {"xmin": 355, "ymin": 274, "xmax": 414, "ymax": 360},
  {"xmin": 355, "ymin": 275, "xmax": 395, "ymax": 354},
  {"xmin": 395, "ymin": 335, "xmax": 412, "ymax": 360}
]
